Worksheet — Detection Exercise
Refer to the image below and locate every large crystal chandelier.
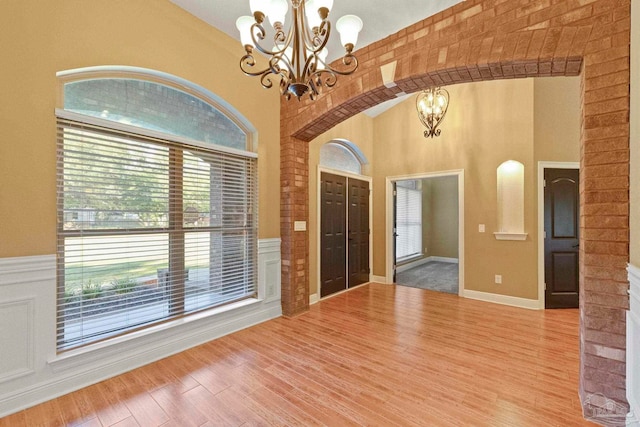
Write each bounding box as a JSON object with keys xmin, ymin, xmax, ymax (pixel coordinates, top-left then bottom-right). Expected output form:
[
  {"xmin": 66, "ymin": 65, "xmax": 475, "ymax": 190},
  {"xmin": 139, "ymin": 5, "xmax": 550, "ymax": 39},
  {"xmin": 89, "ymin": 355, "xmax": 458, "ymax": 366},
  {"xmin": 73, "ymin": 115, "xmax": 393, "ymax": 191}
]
[{"xmin": 236, "ymin": 0, "xmax": 363, "ymax": 101}]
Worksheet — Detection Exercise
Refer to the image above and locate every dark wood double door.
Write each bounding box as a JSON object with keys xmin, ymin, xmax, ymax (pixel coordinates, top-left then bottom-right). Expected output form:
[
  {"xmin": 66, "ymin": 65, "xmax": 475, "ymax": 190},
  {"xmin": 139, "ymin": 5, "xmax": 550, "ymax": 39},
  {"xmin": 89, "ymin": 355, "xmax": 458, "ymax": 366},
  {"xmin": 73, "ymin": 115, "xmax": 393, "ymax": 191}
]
[{"xmin": 320, "ymin": 172, "xmax": 370, "ymax": 298}]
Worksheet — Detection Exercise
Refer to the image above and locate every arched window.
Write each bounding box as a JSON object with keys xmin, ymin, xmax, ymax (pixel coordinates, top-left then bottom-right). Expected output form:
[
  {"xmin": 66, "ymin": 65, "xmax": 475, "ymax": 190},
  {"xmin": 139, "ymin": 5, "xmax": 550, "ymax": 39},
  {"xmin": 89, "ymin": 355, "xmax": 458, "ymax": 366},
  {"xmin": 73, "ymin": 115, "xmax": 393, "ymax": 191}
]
[
  {"xmin": 319, "ymin": 139, "xmax": 367, "ymax": 175},
  {"xmin": 56, "ymin": 67, "xmax": 258, "ymax": 351}
]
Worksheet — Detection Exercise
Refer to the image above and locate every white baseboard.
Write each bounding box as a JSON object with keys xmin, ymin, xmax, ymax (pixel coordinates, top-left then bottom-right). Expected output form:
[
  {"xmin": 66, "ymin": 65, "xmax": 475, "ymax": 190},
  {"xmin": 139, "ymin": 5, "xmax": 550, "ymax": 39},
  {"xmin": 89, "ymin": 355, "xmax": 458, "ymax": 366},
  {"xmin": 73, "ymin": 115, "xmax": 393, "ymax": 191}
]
[
  {"xmin": 396, "ymin": 257, "xmax": 430, "ymax": 273},
  {"xmin": 463, "ymin": 289, "xmax": 540, "ymax": 310},
  {"xmin": 371, "ymin": 275, "xmax": 387, "ymax": 284},
  {"xmin": 396, "ymin": 256, "xmax": 459, "ymax": 273},
  {"xmin": 309, "ymin": 293, "xmax": 319, "ymax": 305},
  {"xmin": 429, "ymin": 256, "xmax": 459, "ymax": 264}
]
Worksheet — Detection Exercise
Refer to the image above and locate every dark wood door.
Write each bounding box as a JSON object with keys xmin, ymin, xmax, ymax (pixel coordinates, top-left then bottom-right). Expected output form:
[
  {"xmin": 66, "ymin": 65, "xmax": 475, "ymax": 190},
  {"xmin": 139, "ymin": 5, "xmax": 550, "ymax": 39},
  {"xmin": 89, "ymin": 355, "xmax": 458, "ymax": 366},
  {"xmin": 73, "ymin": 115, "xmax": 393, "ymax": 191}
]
[
  {"xmin": 544, "ymin": 168, "xmax": 580, "ymax": 308},
  {"xmin": 348, "ymin": 178, "xmax": 370, "ymax": 288},
  {"xmin": 320, "ymin": 172, "xmax": 347, "ymax": 297}
]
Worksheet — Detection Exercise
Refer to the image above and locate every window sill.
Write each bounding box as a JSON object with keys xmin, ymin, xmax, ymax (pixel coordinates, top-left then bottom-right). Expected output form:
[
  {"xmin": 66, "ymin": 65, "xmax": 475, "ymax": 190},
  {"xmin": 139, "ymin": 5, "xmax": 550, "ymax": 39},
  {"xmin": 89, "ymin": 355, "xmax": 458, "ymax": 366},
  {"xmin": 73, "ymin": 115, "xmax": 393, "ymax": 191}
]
[{"xmin": 48, "ymin": 297, "xmax": 262, "ymax": 373}]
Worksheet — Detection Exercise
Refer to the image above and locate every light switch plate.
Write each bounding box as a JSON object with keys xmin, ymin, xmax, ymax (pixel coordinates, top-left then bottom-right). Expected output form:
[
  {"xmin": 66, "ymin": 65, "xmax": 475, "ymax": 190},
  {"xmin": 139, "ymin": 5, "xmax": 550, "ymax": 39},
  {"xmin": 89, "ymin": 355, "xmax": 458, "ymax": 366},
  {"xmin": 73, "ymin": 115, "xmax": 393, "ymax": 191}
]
[{"xmin": 294, "ymin": 221, "xmax": 307, "ymax": 231}]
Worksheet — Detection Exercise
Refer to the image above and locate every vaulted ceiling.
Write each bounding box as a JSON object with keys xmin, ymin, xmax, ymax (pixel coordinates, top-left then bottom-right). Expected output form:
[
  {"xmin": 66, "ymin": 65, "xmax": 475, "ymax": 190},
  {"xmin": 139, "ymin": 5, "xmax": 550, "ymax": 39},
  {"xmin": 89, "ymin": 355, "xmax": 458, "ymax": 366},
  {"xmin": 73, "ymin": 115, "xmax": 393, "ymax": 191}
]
[{"xmin": 170, "ymin": 0, "xmax": 464, "ymax": 116}]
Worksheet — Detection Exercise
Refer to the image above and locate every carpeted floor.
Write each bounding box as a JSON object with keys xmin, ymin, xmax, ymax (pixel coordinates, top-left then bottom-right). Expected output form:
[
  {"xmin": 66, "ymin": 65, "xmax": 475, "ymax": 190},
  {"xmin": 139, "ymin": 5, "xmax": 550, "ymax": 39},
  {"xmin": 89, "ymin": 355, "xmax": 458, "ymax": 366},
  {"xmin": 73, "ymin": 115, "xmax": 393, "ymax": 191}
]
[{"xmin": 396, "ymin": 261, "xmax": 459, "ymax": 294}]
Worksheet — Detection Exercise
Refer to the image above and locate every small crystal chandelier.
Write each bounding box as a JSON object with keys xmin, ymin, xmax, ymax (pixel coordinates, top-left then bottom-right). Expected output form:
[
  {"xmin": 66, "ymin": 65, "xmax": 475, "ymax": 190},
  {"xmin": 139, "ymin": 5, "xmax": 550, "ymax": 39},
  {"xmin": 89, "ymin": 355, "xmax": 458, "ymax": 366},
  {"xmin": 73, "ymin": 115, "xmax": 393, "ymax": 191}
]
[
  {"xmin": 236, "ymin": 0, "xmax": 363, "ymax": 101},
  {"xmin": 416, "ymin": 87, "xmax": 450, "ymax": 138}
]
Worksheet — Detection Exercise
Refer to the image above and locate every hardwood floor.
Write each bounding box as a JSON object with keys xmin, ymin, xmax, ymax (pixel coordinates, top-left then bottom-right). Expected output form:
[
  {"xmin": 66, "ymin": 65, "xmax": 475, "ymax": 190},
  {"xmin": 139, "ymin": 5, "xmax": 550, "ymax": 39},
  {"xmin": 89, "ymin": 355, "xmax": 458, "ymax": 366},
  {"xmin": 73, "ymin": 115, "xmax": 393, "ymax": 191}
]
[{"xmin": 1, "ymin": 283, "xmax": 596, "ymax": 426}]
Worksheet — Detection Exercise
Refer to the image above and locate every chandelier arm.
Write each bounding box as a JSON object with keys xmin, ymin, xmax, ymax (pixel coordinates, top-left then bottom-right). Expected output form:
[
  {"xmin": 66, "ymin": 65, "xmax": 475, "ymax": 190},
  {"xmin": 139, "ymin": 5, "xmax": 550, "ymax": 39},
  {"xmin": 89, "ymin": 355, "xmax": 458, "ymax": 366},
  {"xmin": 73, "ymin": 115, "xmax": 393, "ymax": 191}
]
[
  {"xmin": 309, "ymin": 19, "xmax": 331, "ymax": 53},
  {"xmin": 310, "ymin": 69, "xmax": 338, "ymax": 89},
  {"xmin": 279, "ymin": 74, "xmax": 290, "ymax": 98},
  {"xmin": 301, "ymin": 53, "xmax": 316, "ymax": 80},
  {"xmin": 239, "ymin": 53, "xmax": 274, "ymax": 79},
  {"xmin": 269, "ymin": 54, "xmax": 294, "ymax": 82},
  {"xmin": 239, "ymin": 53, "xmax": 289, "ymax": 92},
  {"xmin": 297, "ymin": 0, "xmax": 329, "ymax": 53},
  {"xmin": 324, "ymin": 53, "xmax": 359, "ymax": 76},
  {"xmin": 314, "ymin": 18, "xmax": 330, "ymax": 49},
  {"xmin": 307, "ymin": 76, "xmax": 320, "ymax": 100},
  {"xmin": 259, "ymin": 71, "xmax": 276, "ymax": 90},
  {"xmin": 249, "ymin": 22, "xmax": 291, "ymax": 58}
]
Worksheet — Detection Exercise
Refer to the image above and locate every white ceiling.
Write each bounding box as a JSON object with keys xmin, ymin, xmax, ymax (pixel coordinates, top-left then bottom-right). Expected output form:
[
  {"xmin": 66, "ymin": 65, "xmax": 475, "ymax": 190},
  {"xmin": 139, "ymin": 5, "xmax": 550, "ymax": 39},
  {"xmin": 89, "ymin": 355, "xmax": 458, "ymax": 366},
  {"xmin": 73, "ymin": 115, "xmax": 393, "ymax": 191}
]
[{"xmin": 169, "ymin": 0, "xmax": 464, "ymax": 116}]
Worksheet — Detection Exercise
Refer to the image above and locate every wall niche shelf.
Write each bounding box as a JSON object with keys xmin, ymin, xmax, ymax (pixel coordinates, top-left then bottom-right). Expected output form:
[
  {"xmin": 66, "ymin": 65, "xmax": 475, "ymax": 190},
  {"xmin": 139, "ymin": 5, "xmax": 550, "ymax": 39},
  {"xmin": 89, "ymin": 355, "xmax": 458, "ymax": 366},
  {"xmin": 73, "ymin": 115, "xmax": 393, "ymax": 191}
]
[{"xmin": 493, "ymin": 232, "xmax": 528, "ymax": 241}]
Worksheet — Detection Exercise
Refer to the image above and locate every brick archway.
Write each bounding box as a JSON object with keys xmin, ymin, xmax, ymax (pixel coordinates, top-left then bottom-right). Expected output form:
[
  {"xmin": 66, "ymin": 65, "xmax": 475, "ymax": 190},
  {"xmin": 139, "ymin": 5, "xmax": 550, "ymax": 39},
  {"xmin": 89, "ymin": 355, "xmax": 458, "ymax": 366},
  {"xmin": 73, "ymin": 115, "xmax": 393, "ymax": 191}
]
[{"xmin": 280, "ymin": 0, "xmax": 630, "ymax": 412}]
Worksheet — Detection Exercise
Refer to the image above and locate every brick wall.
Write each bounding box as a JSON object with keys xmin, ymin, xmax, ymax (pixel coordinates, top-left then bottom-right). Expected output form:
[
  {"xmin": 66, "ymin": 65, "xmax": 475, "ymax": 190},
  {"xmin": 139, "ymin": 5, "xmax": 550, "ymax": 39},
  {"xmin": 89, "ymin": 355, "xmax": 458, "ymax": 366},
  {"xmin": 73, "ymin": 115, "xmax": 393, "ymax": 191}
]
[{"xmin": 279, "ymin": 0, "xmax": 631, "ymax": 415}]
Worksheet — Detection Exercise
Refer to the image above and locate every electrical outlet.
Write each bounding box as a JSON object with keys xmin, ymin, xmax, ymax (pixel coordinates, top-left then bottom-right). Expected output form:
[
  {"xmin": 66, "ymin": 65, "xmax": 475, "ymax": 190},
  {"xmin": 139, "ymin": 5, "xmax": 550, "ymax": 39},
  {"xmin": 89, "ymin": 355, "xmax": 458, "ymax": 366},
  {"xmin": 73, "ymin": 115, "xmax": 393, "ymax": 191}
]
[
  {"xmin": 495, "ymin": 274, "xmax": 502, "ymax": 284},
  {"xmin": 479, "ymin": 224, "xmax": 485, "ymax": 233}
]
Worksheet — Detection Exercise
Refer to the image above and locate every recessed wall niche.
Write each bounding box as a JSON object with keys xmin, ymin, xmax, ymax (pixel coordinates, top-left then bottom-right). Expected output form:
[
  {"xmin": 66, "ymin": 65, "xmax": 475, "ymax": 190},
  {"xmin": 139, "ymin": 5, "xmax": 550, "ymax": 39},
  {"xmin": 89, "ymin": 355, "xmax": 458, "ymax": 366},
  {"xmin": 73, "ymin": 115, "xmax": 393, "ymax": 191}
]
[{"xmin": 494, "ymin": 160, "xmax": 527, "ymax": 241}]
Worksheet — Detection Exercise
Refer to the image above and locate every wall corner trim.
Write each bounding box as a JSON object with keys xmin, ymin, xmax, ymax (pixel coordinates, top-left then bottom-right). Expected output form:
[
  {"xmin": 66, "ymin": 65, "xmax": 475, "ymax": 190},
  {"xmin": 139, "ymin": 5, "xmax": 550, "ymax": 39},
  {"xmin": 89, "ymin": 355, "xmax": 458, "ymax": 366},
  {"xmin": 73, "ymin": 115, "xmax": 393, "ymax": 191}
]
[
  {"xmin": 628, "ymin": 263, "xmax": 640, "ymax": 425},
  {"xmin": 380, "ymin": 61, "xmax": 398, "ymax": 88},
  {"xmin": 309, "ymin": 293, "xmax": 319, "ymax": 305}
]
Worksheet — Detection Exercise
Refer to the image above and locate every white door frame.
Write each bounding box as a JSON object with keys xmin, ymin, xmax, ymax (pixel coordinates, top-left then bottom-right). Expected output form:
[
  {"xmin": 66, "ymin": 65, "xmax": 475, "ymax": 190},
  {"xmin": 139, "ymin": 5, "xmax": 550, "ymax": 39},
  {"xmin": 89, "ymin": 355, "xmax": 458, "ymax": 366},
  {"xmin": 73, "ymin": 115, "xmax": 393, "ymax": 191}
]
[
  {"xmin": 317, "ymin": 166, "xmax": 373, "ymax": 300},
  {"xmin": 385, "ymin": 169, "xmax": 465, "ymax": 296},
  {"xmin": 536, "ymin": 161, "xmax": 580, "ymax": 309}
]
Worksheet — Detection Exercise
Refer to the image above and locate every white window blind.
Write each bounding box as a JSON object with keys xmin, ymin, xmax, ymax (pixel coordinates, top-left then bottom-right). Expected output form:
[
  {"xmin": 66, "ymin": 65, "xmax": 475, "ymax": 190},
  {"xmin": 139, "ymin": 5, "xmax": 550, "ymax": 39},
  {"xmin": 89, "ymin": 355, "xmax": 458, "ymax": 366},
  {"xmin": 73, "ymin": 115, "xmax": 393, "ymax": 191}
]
[
  {"xmin": 56, "ymin": 116, "xmax": 257, "ymax": 351},
  {"xmin": 396, "ymin": 184, "xmax": 422, "ymax": 260}
]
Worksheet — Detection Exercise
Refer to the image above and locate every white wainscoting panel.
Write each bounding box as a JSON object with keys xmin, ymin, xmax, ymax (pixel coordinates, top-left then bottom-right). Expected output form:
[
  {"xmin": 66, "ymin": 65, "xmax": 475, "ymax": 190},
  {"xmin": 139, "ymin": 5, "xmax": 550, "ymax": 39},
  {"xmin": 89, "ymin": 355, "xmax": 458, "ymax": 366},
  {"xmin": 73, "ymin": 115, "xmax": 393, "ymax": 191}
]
[
  {"xmin": 0, "ymin": 240, "xmax": 282, "ymax": 417},
  {"xmin": 0, "ymin": 298, "xmax": 35, "ymax": 383},
  {"xmin": 259, "ymin": 238, "xmax": 282, "ymax": 304},
  {"xmin": 628, "ymin": 264, "xmax": 640, "ymax": 425}
]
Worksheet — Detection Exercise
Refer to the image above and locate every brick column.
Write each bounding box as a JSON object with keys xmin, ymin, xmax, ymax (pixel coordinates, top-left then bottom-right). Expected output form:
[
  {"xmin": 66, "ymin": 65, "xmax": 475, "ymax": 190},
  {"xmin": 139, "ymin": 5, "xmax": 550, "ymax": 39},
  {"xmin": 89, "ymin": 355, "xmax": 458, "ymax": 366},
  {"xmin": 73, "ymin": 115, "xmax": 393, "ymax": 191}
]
[
  {"xmin": 280, "ymin": 129, "xmax": 309, "ymax": 316},
  {"xmin": 580, "ymin": 6, "xmax": 631, "ymax": 406}
]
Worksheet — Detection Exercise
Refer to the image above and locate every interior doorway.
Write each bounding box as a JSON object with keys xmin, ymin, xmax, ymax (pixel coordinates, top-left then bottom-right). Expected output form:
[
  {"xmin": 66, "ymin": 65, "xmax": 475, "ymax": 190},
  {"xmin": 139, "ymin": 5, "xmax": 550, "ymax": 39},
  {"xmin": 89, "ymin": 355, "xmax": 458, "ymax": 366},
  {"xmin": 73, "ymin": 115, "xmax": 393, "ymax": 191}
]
[
  {"xmin": 319, "ymin": 171, "xmax": 371, "ymax": 298},
  {"xmin": 543, "ymin": 167, "xmax": 580, "ymax": 308},
  {"xmin": 386, "ymin": 170, "xmax": 464, "ymax": 296},
  {"xmin": 537, "ymin": 162, "xmax": 580, "ymax": 309}
]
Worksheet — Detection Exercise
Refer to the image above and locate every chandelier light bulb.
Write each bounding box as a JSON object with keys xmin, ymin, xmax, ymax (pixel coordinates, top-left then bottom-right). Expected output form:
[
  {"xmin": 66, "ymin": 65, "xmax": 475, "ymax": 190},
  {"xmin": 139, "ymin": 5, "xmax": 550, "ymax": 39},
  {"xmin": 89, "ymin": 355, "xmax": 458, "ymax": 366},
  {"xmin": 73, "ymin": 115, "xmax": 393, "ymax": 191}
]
[
  {"xmin": 236, "ymin": 16, "xmax": 256, "ymax": 48},
  {"xmin": 266, "ymin": 0, "xmax": 288, "ymax": 27},
  {"xmin": 249, "ymin": 0, "xmax": 267, "ymax": 14},
  {"xmin": 336, "ymin": 15, "xmax": 363, "ymax": 51},
  {"xmin": 304, "ymin": 0, "xmax": 322, "ymax": 28}
]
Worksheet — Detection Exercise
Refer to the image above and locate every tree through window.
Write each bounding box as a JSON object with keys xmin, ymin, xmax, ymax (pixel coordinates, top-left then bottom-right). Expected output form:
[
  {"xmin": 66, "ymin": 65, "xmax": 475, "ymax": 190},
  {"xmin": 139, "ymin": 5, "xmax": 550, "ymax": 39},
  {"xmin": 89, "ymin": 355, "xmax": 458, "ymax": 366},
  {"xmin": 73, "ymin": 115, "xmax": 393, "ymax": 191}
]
[{"xmin": 56, "ymin": 73, "xmax": 257, "ymax": 351}]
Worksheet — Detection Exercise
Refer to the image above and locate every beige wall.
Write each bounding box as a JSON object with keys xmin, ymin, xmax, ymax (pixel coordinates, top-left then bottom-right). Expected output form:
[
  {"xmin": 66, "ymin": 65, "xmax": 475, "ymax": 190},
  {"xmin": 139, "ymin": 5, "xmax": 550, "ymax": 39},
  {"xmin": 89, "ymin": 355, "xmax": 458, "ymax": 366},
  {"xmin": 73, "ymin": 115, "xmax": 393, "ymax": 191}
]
[
  {"xmin": 533, "ymin": 77, "xmax": 581, "ymax": 162},
  {"xmin": 309, "ymin": 76, "xmax": 580, "ymax": 301},
  {"xmin": 375, "ymin": 79, "xmax": 539, "ymax": 298},
  {"xmin": 0, "ymin": 0, "xmax": 281, "ymax": 258},
  {"xmin": 631, "ymin": 1, "xmax": 640, "ymax": 266},
  {"xmin": 427, "ymin": 176, "xmax": 459, "ymax": 259}
]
